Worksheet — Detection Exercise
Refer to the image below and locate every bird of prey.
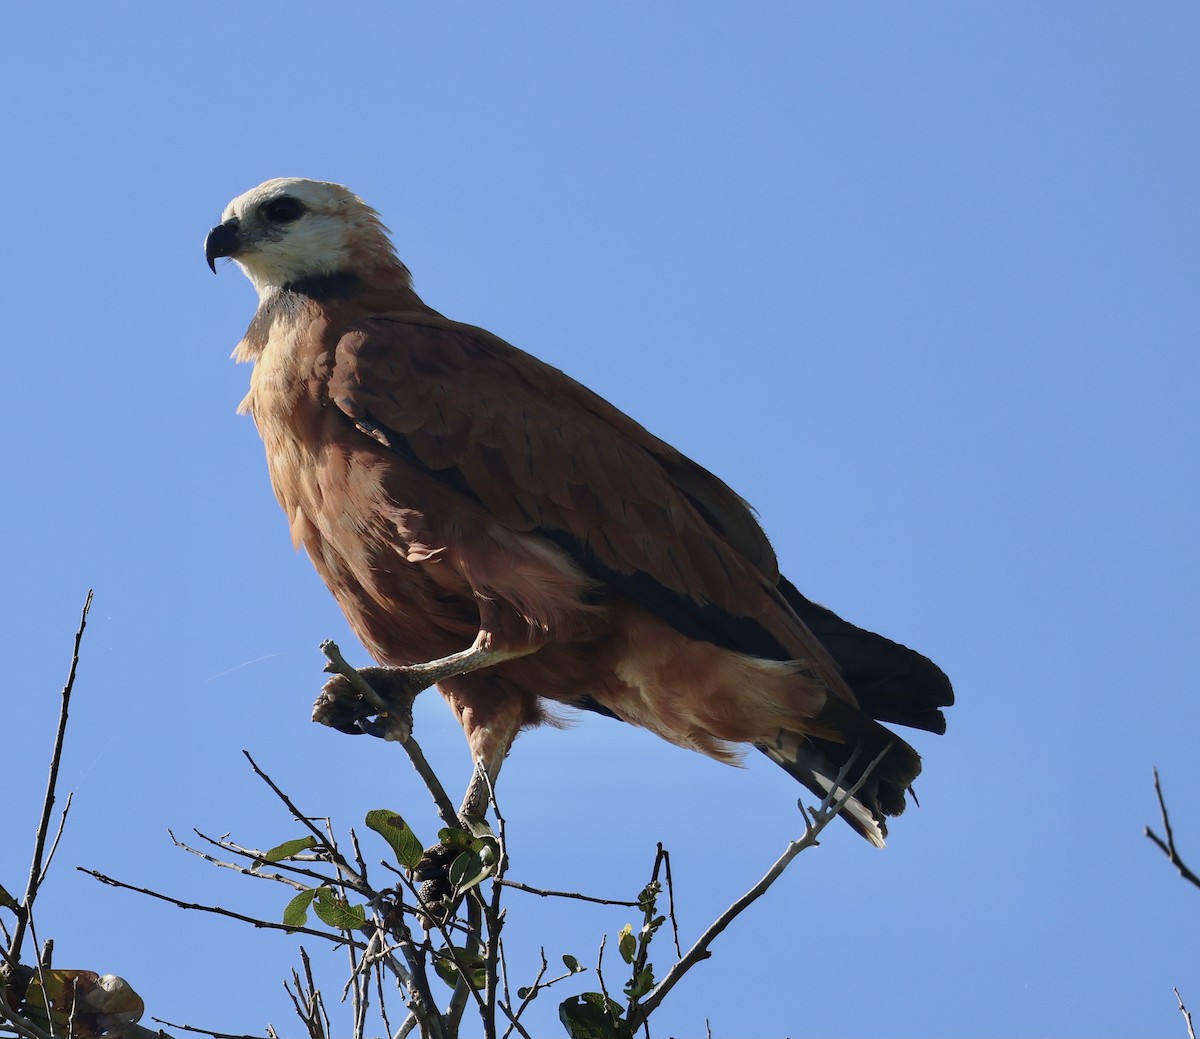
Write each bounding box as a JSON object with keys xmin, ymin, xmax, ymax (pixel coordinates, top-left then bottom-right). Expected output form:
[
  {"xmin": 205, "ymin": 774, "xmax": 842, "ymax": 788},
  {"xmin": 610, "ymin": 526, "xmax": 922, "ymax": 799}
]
[{"xmin": 206, "ymin": 178, "xmax": 952, "ymax": 846}]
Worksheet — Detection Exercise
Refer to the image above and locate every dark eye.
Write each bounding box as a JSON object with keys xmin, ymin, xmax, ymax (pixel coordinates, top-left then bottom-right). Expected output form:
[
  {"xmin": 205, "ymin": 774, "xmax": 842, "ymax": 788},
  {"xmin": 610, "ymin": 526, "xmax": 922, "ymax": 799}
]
[{"xmin": 263, "ymin": 196, "xmax": 306, "ymax": 224}]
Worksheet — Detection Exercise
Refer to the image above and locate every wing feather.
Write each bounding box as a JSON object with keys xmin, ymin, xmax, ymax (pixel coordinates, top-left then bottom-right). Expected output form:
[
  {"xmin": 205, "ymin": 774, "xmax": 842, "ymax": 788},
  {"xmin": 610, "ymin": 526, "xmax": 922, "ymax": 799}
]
[{"xmin": 328, "ymin": 312, "xmax": 813, "ymax": 665}]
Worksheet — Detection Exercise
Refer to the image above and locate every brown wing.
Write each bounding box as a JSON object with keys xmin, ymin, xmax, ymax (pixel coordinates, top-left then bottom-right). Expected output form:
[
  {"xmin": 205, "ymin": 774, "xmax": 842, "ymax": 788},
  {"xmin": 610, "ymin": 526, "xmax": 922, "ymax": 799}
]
[{"xmin": 327, "ymin": 311, "xmax": 839, "ymax": 671}]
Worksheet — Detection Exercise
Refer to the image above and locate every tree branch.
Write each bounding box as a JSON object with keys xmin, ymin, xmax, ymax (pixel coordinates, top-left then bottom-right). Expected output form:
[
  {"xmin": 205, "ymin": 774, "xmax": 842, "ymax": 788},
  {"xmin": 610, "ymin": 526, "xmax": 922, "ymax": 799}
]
[
  {"xmin": 319, "ymin": 642, "xmax": 460, "ymax": 829},
  {"xmin": 1145, "ymin": 768, "xmax": 1200, "ymax": 891},
  {"xmin": 629, "ymin": 744, "xmax": 888, "ymax": 1028},
  {"xmin": 1176, "ymin": 987, "xmax": 1197, "ymax": 1039},
  {"xmin": 495, "ymin": 880, "xmax": 640, "ymax": 908},
  {"xmin": 77, "ymin": 868, "xmax": 353, "ymax": 947},
  {"xmin": 8, "ymin": 591, "xmax": 92, "ymax": 964}
]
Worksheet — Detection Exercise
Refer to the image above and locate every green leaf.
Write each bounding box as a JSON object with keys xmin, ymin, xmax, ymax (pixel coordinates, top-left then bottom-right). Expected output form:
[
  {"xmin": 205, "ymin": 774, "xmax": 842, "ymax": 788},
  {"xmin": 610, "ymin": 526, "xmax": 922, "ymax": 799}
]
[
  {"xmin": 474, "ymin": 835, "xmax": 501, "ymax": 868},
  {"xmin": 459, "ymin": 816, "xmax": 496, "ymax": 841},
  {"xmin": 617, "ymin": 923, "xmax": 636, "ymax": 964},
  {"xmin": 312, "ymin": 887, "xmax": 367, "ymax": 930},
  {"xmin": 518, "ymin": 985, "xmax": 535, "ymax": 1000},
  {"xmin": 433, "ymin": 955, "xmax": 460, "ymax": 990},
  {"xmin": 636, "ymin": 881, "xmax": 660, "ymax": 911},
  {"xmin": 448, "ymin": 850, "xmax": 490, "ymax": 894},
  {"xmin": 261, "ymin": 836, "xmax": 318, "ymax": 864},
  {"xmin": 283, "ymin": 888, "xmax": 317, "ymax": 928},
  {"xmin": 624, "ymin": 966, "xmax": 655, "ymax": 1001},
  {"xmin": 563, "ymin": 954, "xmax": 584, "ymax": 974},
  {"xmin": 437, "ymin": 827, "xmax": 474, "ymax": 851},
  {"xmin": 558, "ymin": 993, "xmax": 628, "ymax": 1039},
  {"xmin": 365, "ymin": 809, "xmax": 424, "ymax": 869},
  {"xmin": 0, "ymin": 884, "xmax": 18, "ymax": 910},
  {"xmin": 433, "ymin": 946, "xmax": 487, "ymax": 990}
]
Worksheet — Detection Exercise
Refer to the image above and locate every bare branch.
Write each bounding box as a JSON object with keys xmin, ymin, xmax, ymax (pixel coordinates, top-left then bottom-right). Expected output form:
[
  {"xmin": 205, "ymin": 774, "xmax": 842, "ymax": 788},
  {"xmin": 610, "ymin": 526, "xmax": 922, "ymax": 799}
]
[
  {"xmin": 36, "ymin": 793, "xmax": 74, "ymax": 888},
  {"xmin": 150, "ymin": 1019, "xmax": 258, "ymax": 1039},
  {"xmin": 77, "ymin": 867, "xmax": 354, "ymax": 947},
  {"xmin": 1145, "ymin": 769, "xmax": 1200, "ymax": 890},
  {"xmin": 9, "ymin": 591, "xmax": 92, "ymax": 964},
  {"xmin": 495, "ymin": 881, "xmax": 640, "ymax": 908},
  {"xmin": 657, "ymin": 843, "xmax": 682, "ymax": 959},
  {"xmin": 1178, "ymin": 988, "xmax": 1197, "ymax": 1039},
  {"xmin": 184, "ymin": 830, "xmax": 345, "ymax": 891},
  {"xmin": 320, "ymin": 642, "xmax": 460, "ymax": 829},
  {"xmin": 242, "ymin": 752, "xmax": 369, "ymax": 891},
  {"xmin": 0, "ymin": 998, "xmax": 54, "ymax": 1039},
  {"xmin": 629, "ymin": 743, "xmax": 889, "ymax": 1028},
  {"xmin": 167, "ymin": 833, "xmax": 318, "ymax": 893}
]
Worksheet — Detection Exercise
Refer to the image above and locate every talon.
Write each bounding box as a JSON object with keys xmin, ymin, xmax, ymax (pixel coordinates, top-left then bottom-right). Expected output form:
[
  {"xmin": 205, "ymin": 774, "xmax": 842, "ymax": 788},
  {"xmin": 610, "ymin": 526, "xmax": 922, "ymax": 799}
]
[
  {"xmin": 312, "ymin": 666, "xmax": 415, "ymax": 741},
  {"xmin": 312, "ymin": 675, "xmax": 373, "ymax": 735}
]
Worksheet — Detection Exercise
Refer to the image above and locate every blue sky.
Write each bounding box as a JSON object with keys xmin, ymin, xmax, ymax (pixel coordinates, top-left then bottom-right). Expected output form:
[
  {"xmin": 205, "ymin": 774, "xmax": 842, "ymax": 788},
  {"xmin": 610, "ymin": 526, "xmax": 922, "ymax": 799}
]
[{"xmin": 3, "ymin": 3, "xmax": 1198, "ymax": 1036}]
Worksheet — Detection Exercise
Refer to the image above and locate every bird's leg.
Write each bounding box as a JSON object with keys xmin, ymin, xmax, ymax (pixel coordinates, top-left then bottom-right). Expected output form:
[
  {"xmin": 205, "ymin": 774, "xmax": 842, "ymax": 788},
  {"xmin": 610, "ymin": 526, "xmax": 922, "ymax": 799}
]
[
  {"xmin": 313, "ymin": 633, "xmax": 520, "ymax": 741},
  {"xmin": 412, "ymin": 747, "xmax": 511, "ymax": 919},
  {"xmin": 460, "ymin": 760, "xmax": 492, "ymax": 821}
]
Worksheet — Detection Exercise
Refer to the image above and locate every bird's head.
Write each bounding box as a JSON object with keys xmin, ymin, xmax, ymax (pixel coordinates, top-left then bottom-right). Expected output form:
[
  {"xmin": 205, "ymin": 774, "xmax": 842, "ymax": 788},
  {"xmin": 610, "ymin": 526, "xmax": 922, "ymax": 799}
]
[{"xmin": 205, "ymin": 178, "xmax": 406, "ymax": 299}]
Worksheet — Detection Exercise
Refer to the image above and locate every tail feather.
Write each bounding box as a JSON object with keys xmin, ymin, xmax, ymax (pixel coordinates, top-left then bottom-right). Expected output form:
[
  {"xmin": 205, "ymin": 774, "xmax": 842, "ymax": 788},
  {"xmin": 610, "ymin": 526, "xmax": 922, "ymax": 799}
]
[
  {"xmin": 760, "ymin": 694, "xmax": 922, "ymax": 846},
  {"xmin": 778, "ymin": 577, "xmax": 954, "ymax": 735},
  {"xmin": 760, "ymin": 738, "xmax": 888, "ymax": 847}
]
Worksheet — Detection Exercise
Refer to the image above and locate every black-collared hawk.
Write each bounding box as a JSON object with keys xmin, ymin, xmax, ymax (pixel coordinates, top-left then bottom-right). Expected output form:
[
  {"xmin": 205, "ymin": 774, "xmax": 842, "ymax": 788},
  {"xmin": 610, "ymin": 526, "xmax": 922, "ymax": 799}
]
[{"xmin": 205, "ymin": 178, "xmax": 953, "ymax": 846}]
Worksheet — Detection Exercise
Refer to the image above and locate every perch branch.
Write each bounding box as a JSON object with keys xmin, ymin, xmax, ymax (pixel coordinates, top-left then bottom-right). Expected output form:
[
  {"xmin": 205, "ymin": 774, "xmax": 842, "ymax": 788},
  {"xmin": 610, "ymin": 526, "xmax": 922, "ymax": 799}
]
[{"xmin": 319, "ymin": 641, "xmax": 459, "ymax": 828}]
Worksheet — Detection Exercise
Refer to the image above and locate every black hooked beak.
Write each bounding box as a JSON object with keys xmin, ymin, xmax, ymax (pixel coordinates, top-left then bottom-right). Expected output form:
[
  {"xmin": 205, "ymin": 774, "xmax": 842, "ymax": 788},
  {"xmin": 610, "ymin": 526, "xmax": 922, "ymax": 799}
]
[{"xmin": 204, "ymin": 219, "xmax": 241, "ymax": 273}]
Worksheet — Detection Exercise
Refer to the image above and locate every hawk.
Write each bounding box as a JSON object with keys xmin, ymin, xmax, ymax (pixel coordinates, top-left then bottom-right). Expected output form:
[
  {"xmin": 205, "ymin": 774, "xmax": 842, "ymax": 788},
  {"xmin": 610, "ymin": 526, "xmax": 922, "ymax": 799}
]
[{"xmin": 206, "ymin": 178, "xmax": 952, "ymax": 845}]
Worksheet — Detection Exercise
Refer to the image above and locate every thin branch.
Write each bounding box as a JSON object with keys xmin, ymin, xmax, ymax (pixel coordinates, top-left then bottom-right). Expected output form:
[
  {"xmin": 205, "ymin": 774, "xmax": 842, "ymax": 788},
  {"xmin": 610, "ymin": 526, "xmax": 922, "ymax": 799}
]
[
  {"xmin": 1145, "ymin": 769, "xmax": 1200, "ymax": 890},
  {"xmin": 150, "ymin": 1020, "xmax": 258, "ymax": 1039},
  {"xmin": 185, "ymin": 830, "xmax": 346, "ymax": 890},
  {"xmin": 36, "ymin": 793, "xmax": 74, "ymax": 889},
  {"xmin": 0, "ymin": 1002, "xmax": 54, "ymax": 1039},
  {"xmin": 629, "ymin": 744, "xmax": 889, "ymax": 1028},
  {"xmin": 496, "ymin": 881, "xmax": 640, "ymax": 908},
  {"xmin": 373, "ymin": 945, "xmax": 394, "ymax": 1039},
  {"xmin": 242, "ymin": 751, "xmax": 367, "ymax": 889},
  {"xmin": 500, "ymin": 950, "xmax": 547, "ymax": 1039},
  {"xmin": 167, "ymin": 833, "xmax": 317, "ymax": 893},
  {"xmin": 9, "ymin": 591, "xmax": 92, "ymax": 963},
  {"xmin": 1178, "ymin": 988, "xmax": 1197, "ymax": 1039},
  {"xmin": 319, "ymin": 642, "xmax": 459, "ymax": 829},
  {"xmin": 657, "ymin": 843, "xmax": 682, "ymax": 959},
  {"xmin": 77, "ymin": 867, "xmax": 354, "ymax": 947}
]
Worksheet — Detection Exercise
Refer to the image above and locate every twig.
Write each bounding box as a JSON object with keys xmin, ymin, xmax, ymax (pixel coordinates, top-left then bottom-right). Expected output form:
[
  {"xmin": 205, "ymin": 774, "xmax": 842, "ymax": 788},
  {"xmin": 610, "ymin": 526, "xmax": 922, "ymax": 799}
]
[
  {"xmin": 9, "ymin": 591, "xmax": 92, "ymax": 963},
  {"xmin": 0, "ymin": 998, "xmax": 54, "ymax": 1039},
  {"xmin": 657, "ymin": 844, "xmax": 682, "ymax": 958},
  {"xmin": 150, "ymin": 1020, "xmax": 258, "ymax": 1039},
  {"xmin": 167, "ymin": 833, "xmax": 317, "ymax": 893},
  {"xmin": 1178, "ymin": 988, "xmax": 1197, "ymax": 1039},
  {"xmin": 242, "ymin": 751, "xmax": 367, "ymax": 889},
  {"xmin": 500, "ymin": 949, "xmax": 548, "ymax": 1039},
  {"xmin": 185, "ymin": 829, "xmax": 345, "ymax": 890},
  {"xmin": 150, "ymin": 1022, "xmax": 258, "ymax": 1036},
  {"xmin": 37, "ymin": 793, "xmax": 74, "ymax": 888},
  {"xmin": 319, "ymin": 643, "xmax": 460, "ymax": 829},
  {"xmin": 1145, "ymin": 769, "xmax": 1200, "ymax": 890},
  {"xmin": 77, "ymin": 867, "xmax": 353, "ymax": 946},
  {"xmin": 594, "ymin": 934, "xmax": 616, "ymax": 1021},
  {"xmin": 629, "ymin": 744, "xmax": 889, "ymax": 1028},
  {"xmin": 373, "ymin": 944, "xmax": 393, "ymax": 1039},
  {"xmin": 496, "ymin": 881, "xmax": 640, "ymax": 908}
]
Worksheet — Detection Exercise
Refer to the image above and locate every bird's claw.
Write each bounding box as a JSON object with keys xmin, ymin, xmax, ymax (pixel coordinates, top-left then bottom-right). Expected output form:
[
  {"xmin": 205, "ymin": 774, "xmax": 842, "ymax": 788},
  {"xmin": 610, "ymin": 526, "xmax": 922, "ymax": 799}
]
[{"xmin": 312, "ymin": 669, "xmax": 415, "ymax": 742}]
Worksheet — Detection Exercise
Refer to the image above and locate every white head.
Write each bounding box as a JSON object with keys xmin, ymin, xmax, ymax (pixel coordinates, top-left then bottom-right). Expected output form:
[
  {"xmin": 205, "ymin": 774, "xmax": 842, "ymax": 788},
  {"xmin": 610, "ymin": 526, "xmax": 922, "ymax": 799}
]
[{"xmin": 205, "ymin": 178, "xmax": 404, "ymax": 299}]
